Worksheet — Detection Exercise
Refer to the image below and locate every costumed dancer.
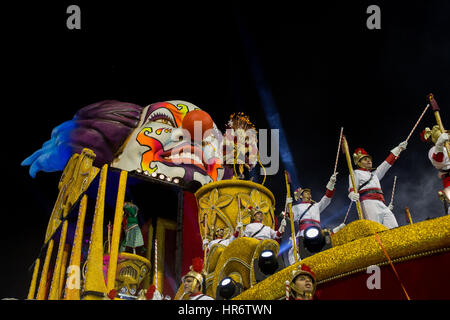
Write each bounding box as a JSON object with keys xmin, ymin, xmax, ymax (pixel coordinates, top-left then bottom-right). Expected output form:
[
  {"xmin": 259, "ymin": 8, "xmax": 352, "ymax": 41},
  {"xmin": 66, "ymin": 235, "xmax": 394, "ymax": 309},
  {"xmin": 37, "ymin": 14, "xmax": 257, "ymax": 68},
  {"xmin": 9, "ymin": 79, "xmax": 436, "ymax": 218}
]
[
  {"xmin": 421, "ymin": 125, "xmax": 450, "ymax": 213},
  {"xmin": 240, "ymin": 206, "xmax": 286, "ymax": 240},
  {"xmin": 204, "ymin": 228, "xmax": 236, "ymax": 253},
  {"xmin": 223, "ymin": 112, "xmax": 258, "ymax": 180},
  {"xmin": 347, "ymin": 142, "xmax": 407, "ymax": 228},
  {"xmin": 179, "ymin": 258, "xmax": 213, "ymax": 300},
  {"xmin": 119, "ymin": 202, "xmax": 144, "ymax": 254},
  {"xmin": 285, "ymin": 173, "xmax": 338, "ymax": 264},
  {"xmin": 287, "ymin": 264, "xmax": 317, "ymax": 300}
]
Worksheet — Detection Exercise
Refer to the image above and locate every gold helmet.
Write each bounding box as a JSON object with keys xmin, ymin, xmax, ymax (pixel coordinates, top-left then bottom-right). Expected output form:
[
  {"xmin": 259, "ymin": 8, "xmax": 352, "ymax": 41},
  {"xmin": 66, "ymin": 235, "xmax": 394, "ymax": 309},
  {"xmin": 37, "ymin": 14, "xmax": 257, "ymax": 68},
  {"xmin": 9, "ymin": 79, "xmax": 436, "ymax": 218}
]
[
  {"xmin": 248, "ymin": 206, "xmax": 263, "ymax": 221},
  {"xmin": 214, "ymin": 227, "xmax": 229, "ymax": 239},
  {"xmin": 181, "ymin": 257, "xmax": 205, "ymax": 292},
  {"xmin": 420, "ymin": 125, "xmax": 444, "ymax": 145},
  {"xmin": 353, "ymin": 148, "xmax": 372, "ymax": 166},
  {"xmin": 289, "ymin": 264, "xmax": 317, "ymax": 299},
  {"xmin": 293, "ymin": 188, "xmax": 311, "ymax": 202}
]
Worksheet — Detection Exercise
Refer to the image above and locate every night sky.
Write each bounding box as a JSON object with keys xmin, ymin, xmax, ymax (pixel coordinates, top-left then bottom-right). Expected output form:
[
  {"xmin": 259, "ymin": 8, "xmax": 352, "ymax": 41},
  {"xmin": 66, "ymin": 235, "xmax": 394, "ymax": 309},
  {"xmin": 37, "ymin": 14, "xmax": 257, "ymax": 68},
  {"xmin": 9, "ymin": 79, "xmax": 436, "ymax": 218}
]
[{"xmin": 2, "ymin": 1, "xmax": 449, "ymax": 299}]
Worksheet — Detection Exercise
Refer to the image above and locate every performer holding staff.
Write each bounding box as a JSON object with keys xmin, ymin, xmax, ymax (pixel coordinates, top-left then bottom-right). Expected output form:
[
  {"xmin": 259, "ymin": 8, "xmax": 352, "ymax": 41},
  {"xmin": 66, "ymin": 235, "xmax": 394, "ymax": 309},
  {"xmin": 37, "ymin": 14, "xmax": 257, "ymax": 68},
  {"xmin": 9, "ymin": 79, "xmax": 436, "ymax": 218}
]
[
  {"xmin": 342, "ymin": 101, "xmax": 432, "ymax": 227},
  {"xmin": 284, "ymin": 129, "xmax": 340, "ymax": 264},
  {"xmin": 346, "ymin": 141, "xmax": 407, "ymax": 228},
  {"xmin": 421, "ymin": 94, "xmax": 450, "ymax": 213}
]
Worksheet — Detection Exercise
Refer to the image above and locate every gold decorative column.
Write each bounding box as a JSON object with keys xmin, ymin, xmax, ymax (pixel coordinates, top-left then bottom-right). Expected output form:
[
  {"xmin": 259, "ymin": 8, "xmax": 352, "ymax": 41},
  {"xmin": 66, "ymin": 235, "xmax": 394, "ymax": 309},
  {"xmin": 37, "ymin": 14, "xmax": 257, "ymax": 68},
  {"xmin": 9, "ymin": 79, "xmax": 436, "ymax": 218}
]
[
  {"xmin": 36, "ymin": 239, "xmax": 54, "ymax": 300},
  {"xmin": 27, "ymin": 259, "xmax": 40, "ymax": 300},
  {"xmin": 82, "ymin": 164, "xmax": 108, "ymax": 300},
  {"xmin": 107, "ymin": 170, "xmax": 128, "ymax": 292},
  {"xmin": 64, "ymin": 195, "xmax": 87, "ymax": 300},
  {"xmin": 48, "ymin": 220, "xmax": 68, "ymax": 299}
]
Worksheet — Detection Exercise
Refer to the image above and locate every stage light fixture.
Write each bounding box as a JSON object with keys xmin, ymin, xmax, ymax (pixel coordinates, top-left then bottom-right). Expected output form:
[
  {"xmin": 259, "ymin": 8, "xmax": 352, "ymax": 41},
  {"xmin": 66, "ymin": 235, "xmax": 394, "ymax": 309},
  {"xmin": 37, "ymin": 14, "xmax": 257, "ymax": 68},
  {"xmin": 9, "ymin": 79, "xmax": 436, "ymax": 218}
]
[
  {"xmin": 257, "ymin": 250, "xmax": 279, "ymax": 275},
  {"xmin": 217, "ymin": 277, "xmax": 242, "ymax": 300},
  {"xmin": 303, "ymin": 226, "xmax": 325, "ymax": 253}
]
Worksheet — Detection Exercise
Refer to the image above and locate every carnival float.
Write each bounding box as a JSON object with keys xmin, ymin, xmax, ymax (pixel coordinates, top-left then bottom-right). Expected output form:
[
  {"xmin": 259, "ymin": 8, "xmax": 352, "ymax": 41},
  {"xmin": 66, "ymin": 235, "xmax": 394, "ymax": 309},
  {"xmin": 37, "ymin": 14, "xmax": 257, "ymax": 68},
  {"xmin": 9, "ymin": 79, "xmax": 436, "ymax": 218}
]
[{"xmin": 22, "ymin": 95, "xmax": 450, "ymax": 301}]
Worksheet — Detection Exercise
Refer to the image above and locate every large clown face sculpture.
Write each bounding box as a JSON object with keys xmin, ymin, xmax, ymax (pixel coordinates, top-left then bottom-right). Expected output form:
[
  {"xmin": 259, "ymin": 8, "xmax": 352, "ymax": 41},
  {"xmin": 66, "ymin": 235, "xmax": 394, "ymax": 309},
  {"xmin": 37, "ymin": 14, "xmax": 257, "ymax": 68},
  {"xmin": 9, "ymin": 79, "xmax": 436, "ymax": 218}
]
[{"xmin": 111, "ymin": 101, "xmax": 224, "ymax": 185}]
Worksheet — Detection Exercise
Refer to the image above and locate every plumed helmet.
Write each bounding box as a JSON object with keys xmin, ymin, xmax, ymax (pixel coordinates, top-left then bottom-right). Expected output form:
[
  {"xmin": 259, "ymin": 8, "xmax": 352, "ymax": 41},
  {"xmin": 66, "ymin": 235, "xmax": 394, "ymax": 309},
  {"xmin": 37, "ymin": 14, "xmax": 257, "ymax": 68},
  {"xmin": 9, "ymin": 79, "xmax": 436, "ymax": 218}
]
[
  {"xmin": 420, "ymin": 125, "xmax": 443, "ymax": 145},
  {"xmin": 293, "ymin": 188, "xmax": 311, "ymax": 202},
  {"xmin": 353, "ymin": 148, "xmax": 372, "ymax": 166},
  {"xmin": 181, "ymin": 257, "xmax": 204, "ymax": 292},
  {"xmin": 248, "ymin": 206, "xmax": 263, "ymax": 221},
  {"xmin": 289, "ymin": 264, "xmax": 317, "ymax": 298}
]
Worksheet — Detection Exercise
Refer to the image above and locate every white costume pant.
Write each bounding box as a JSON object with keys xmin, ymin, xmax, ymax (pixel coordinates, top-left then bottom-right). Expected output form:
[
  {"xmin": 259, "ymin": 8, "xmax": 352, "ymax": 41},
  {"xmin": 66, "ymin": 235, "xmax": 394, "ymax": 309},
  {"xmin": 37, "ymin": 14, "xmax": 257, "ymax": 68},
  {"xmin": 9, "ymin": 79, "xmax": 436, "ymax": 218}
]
[
  {"xmin": 361, "ymin": 199, "xmax": 398, "ymax": 229},
  {"xmin": 287, "ymin": 245, "xmax": 300, "ymax": 266}
]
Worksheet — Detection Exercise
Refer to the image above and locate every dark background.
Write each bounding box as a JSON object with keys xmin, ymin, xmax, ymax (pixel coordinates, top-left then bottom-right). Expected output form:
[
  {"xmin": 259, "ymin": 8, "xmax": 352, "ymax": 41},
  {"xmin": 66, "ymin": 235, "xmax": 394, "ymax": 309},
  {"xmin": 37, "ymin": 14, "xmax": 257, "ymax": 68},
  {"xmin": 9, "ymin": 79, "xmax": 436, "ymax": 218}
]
[{"xmin": 2, "ymin": 1, "xmax": 449, "ymax": 299}]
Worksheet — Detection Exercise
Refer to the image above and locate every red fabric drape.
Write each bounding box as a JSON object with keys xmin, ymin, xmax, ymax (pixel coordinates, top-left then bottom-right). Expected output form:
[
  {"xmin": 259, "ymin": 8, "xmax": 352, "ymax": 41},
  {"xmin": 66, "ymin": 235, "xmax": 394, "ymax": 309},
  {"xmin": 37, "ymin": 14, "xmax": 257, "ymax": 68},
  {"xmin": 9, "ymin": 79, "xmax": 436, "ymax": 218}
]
[{"xmin": 181, "ymin": 191, "xmax": 203, "ymax": 276}]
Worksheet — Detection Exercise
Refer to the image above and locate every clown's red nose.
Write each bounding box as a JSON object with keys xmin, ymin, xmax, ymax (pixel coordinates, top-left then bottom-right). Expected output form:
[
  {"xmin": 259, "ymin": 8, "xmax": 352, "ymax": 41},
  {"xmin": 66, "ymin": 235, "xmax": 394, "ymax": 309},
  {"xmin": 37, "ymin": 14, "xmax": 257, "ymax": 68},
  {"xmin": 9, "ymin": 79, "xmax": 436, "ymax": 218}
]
[{"xmin": 181, "ymin": 110, "xmax": 214, "ymax": 142}]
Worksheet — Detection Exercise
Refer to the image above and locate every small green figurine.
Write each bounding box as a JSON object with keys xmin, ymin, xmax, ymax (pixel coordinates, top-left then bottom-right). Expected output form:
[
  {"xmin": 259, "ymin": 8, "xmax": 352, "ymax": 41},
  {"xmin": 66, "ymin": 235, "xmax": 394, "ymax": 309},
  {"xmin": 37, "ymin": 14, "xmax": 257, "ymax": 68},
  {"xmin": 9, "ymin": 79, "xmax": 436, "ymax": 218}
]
[{"xmin": 120, "ymin": 202, "xmax": 144, "ymax": 254}]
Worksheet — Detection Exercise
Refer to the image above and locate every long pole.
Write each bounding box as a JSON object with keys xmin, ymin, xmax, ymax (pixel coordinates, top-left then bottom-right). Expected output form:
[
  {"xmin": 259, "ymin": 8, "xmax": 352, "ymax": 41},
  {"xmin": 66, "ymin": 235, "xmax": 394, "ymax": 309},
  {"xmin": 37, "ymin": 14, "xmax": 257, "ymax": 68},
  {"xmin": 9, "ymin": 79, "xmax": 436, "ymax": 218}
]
[
  {"xmin": 284, "ymin": 171, "xmax": 299, "ymax": 263},
  {"xmin": 154, "ymin": 238, "xmax": 158, "ymax": 290},
  {"xmin": 406, "ymin": 104, "xmax": 430, "ymax": 143},
  {"xmin": 203, "ymin": 212, "xmax": 208, "ymax": 269},
  {"xmin": 341, "ymin": 135, "xmax": 364, "ymax": 220},
  {"xmin": 405, "ymin": 207, "xmax": 413, "ymax": 225},
  {"xmin": 389, "ymin": 176, "xmax": 397, "ymax": 208},
  {"xmin": 334, "ymin": 127, "xmax": 344, "ymax": 174}
]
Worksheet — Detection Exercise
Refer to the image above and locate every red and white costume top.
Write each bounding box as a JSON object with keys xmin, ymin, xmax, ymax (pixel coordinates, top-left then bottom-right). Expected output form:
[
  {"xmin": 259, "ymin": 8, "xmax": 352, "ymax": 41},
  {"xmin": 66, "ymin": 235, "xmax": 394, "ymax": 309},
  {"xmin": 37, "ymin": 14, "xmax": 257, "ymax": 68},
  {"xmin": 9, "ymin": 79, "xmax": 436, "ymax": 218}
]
[
  {"xmin": 428, "ymin": 145, "xmax": 450, "ymax": 188},
  {"xmin": 206, "ymin": 234, "xmax": 236, "ymax": 251},
  {"xmin": 243, "ymin": 222, "xmax": 282, "ymax": 240},
  {"xmin": 348, "ymin": 152, "xmax": 399, "ymax": 229},
  {"xmin": 292, "ymin": 189, "xmax": 335, "ymax": 237},
  {"xmin": 188, "ymin": 292, "xmax": 214, "ymax": 300},
  {"xmin": 348, "ymin": 153, "xmax": 398, "ymax": 202}
]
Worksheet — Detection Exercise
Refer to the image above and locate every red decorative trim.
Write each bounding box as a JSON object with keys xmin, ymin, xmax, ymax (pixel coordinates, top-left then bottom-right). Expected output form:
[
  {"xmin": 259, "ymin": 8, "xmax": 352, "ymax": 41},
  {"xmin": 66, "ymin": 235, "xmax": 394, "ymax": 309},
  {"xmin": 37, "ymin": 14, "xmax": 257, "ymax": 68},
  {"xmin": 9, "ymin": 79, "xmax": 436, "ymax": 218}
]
[
  {"xmin": 299, "ymin": 219, "xmax": 321, "ymax": 231},
  {"xmin": 385, "ymin": 153, "xmax": 397, "ymax": 165},
  {"xmin": 359, "ymin": 188, "xmax": 385, "ymax": 202},
  {"xmin": 325, "ymin": 188, "xmax": 335, "ymax": 198},
  {"xmin": 432, "ymin": 152, "xmax": 444, "ymax": 162},
  {"xmin": 443, "ymin": 175, "xmax": 450, "ymax": 188},
  {"xmin": 190, "ymin": 292, "xmax": 202, "ymax": 297},
  {"xmin": 360, "ymin": 193, "xmax": 385, "ymax": 203}
]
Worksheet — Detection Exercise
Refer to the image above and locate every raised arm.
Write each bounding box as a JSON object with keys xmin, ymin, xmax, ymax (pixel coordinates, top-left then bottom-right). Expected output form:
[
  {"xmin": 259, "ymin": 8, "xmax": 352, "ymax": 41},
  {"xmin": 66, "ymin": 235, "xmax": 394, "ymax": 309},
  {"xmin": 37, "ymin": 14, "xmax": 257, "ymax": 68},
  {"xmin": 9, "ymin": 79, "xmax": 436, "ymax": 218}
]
[{"xmin": 375, "ymin": 141, "xmax": 407, "ymax": 180}]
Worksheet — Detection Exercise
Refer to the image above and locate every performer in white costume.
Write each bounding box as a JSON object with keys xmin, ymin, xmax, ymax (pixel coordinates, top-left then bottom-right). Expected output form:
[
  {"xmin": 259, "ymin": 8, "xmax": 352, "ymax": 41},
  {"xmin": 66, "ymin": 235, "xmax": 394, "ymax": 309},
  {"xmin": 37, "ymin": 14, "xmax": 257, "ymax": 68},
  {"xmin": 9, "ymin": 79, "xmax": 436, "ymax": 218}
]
[
  {"xmin": 347, "ymin": 142, "xmax": 407, "ymax": 228},
  {"xmin": 179, "ymin": 258, "xmax": 214, "ymax": 300},
  {"xmin": 421, "ymin": 125, "xmax": 450, "ymax": 213},
  {"xmin": 286, "ymin": 173, "xmax": 337, "ymax": 264},
  {"xmin": 240, "ymin": 207, "xmax": 286, "ymax": 240},
  {"xmin": 203, "ymin": 227, "xmax": 236, "ymax": 252}
]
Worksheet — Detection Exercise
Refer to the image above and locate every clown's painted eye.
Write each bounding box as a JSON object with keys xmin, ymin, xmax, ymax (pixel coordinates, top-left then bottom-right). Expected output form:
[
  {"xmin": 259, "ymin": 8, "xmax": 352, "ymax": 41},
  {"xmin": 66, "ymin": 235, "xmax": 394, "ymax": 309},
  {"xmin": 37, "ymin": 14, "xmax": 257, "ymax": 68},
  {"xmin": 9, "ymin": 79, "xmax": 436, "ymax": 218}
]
[
  {"xmin": 147, "ymin": 108, "xmax": 177, "ymax": 127},
  {"xmin": 153, "ymin": 118, "xmax": 176, "ymax": 127}
]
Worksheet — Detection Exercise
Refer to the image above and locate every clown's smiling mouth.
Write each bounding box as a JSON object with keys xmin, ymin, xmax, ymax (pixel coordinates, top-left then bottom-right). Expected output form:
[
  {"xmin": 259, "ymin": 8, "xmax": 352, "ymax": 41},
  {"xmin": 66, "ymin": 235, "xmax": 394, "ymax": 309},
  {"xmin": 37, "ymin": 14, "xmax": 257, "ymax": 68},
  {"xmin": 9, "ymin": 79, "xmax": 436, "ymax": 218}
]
[{"xmin": 158, "ymin": 144, "xmax": 207, "ymax": 172}]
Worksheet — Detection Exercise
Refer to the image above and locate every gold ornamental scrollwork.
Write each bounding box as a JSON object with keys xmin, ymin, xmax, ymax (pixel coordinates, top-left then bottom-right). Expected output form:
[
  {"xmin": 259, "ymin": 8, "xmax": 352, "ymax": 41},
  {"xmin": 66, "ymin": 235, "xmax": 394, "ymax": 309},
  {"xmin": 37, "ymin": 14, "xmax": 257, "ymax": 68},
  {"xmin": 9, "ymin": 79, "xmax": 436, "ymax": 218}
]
[
  {"xmin": 198, "ymin": 188, "xmax": 234, "ymax": 240},
  {"xmin": 195, "ymin": 180, "xmax": 277, "ymax": 298},
  {"xmin": 44, "ymin": 148, "xmax": 99, "ymax": 244},
  {"xmin": 196, "ymin": 181, "xmax": 276, "ymax": 243}
]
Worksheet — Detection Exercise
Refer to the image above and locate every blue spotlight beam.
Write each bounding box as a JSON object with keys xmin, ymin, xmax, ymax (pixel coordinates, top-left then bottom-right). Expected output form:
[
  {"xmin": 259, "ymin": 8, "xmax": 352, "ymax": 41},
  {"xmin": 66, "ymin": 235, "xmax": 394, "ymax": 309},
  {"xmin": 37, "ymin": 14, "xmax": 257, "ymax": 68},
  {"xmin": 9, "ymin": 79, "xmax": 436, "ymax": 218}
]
[{"xmin": 234, "ymin": 8, "xmax": 300, "ymax": 190}]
